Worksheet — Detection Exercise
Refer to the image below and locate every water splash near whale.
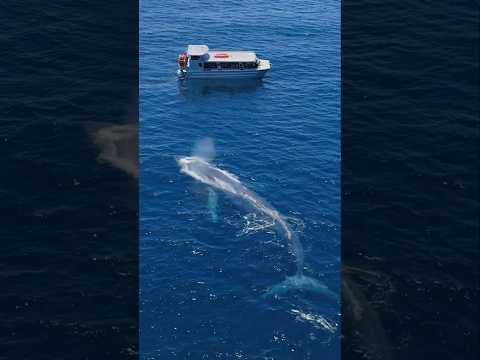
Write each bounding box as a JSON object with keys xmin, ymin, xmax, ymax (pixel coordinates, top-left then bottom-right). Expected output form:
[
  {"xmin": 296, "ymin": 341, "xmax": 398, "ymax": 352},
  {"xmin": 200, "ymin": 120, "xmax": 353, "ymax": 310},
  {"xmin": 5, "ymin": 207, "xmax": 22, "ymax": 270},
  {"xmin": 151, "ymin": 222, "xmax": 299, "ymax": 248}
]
[
  {"xmin": 238, "ymin": 213, "xmax": 276, "ymax": 236},
  {"xmin": 192, "ymin": 137, "xmax": 216, "ymax": 162},
  {"xmin": 177, "ymin": 142, "xmax": 336, "ymax": 299},
  {"xmin": 289, "ymin": 308, "xmax": 338, "ymax": 333}
]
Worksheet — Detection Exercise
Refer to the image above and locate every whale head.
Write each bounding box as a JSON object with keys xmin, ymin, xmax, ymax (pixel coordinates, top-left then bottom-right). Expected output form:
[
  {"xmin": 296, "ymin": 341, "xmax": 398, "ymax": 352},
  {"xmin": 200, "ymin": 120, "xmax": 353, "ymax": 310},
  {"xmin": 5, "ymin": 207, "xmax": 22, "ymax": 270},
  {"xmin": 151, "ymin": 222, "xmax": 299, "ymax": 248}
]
[{"xmin": 177, "ymin": 156, "xmax": 208, "ymax": 174}]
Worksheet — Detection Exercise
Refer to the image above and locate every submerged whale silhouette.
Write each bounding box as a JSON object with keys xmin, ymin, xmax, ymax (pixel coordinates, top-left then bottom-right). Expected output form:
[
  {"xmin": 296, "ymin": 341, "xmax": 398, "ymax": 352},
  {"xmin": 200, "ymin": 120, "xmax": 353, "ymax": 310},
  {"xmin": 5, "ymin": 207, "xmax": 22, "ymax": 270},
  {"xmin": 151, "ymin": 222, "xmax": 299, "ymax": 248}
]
[
  {"xmin": 264, "ymin": 275, "xmax": 338, "ymax": 301},
  {"xmin": 207, "ymin": 188, "xmax": 218, "ymax": 223},
  {"xmin": 178, "ymin": 155, "xmax": 337, "ymax": 300}
]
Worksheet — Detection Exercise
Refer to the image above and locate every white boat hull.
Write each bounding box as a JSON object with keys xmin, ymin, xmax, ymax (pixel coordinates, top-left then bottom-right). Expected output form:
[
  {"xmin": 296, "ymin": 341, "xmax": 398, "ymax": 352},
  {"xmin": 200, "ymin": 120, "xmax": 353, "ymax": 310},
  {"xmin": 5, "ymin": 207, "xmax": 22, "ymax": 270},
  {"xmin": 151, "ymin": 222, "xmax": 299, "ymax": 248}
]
[
  {"xmin": 186, "ymin": 69, "xmax": 268, "ymax": 79},
  {"xmin": 179, "ymin": 59, "xmax": 270, "ymax": 80}
]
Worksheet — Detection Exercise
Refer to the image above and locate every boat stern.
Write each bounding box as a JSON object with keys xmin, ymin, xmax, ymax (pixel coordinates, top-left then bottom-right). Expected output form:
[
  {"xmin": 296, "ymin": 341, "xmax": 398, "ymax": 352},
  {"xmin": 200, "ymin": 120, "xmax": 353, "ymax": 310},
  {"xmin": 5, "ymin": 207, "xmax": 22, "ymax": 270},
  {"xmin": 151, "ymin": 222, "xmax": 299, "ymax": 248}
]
[
  {"xmin": 257, "ymin": 59, "xmax": 271, "ymax": 71},
  {"xmin": 255, "ymin": 58, "xmax": 271, "ymax": 78}
]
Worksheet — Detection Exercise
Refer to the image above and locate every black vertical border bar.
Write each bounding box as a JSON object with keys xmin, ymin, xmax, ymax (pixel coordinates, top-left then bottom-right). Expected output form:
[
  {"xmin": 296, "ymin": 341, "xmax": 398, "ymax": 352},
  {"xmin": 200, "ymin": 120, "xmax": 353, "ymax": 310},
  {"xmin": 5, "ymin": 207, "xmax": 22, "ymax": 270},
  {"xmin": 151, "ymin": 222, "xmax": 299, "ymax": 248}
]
[
  {"xmin": 342, "ymin": 1, "xmax": 478, "ymax": 359},
  {"xmin": 0, "ymin": 1, "xmax": 139, "ymax": 359}
]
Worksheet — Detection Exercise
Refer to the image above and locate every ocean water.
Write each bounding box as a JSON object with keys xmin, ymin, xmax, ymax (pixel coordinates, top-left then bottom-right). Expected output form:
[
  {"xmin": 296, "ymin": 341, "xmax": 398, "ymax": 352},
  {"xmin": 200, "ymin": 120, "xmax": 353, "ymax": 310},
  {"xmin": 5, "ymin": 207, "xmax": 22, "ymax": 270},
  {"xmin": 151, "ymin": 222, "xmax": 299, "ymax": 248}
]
[
  {"xmin": 140, "ymin": 0, "xmax": 340, "ymax": 359},
  {"xmin": 342, "ymin": 1, "xmax": 478, "ymax": 359},
  {"xmin": 1, "ymin": 1, "xmax": 138, "ymax": 358}
]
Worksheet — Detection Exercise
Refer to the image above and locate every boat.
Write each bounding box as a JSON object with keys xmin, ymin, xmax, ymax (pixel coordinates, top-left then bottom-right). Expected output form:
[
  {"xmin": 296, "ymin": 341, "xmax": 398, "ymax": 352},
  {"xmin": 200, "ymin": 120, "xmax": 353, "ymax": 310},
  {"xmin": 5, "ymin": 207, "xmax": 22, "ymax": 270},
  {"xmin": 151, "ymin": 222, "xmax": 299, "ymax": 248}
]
[{"xmin": 177, "ymin": 45, "xmax": 270, "ymax": 80}]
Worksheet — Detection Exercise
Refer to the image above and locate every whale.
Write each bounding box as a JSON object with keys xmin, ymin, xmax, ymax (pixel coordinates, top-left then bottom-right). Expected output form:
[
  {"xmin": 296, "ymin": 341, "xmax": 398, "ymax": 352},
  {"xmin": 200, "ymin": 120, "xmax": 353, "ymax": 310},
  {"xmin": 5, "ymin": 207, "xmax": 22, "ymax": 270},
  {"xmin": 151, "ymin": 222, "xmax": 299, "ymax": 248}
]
[
  {"xmin": 178, "ymin": 155, "xmax": 337, "ymax": 300},
  {"xmin": 177, "ymin": 156, "xmax": 304, "ymax": 269}
]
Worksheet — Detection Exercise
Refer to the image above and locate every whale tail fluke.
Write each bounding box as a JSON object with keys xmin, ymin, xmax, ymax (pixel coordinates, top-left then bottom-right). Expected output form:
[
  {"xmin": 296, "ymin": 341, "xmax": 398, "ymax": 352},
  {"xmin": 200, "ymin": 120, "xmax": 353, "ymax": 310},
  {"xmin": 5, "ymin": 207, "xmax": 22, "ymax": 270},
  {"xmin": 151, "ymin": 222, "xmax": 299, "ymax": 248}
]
[{"xmin": 264, "ymin": 275, "xmax": 338, "ymax": 301}]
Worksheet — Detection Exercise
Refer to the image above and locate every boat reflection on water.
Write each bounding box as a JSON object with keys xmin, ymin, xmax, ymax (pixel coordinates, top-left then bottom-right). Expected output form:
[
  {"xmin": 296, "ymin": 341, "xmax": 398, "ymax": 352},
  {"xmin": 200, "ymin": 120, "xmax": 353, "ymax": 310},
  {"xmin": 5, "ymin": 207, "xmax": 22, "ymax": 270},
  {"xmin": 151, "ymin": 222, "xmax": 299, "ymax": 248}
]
[{"xmin": 178, "ymin": 78, "xmax": 265, "ymax": 96}]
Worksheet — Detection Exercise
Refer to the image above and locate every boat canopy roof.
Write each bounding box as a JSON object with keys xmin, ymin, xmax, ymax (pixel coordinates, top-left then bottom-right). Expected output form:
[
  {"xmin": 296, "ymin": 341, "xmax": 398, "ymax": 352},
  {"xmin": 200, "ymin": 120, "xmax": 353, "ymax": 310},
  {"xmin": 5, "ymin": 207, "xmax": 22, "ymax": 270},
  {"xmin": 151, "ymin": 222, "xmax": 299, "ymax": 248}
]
[
  {"xmin": 206, "ymin": 51, "xmax": 257, "ymax": 63},
  {"xmin": 187, "ymin": 45, "xmax": 209, "ymax": 56},
  {"xmin": 187, "ymin": 45, "xmax": 258, "ymax": 63}
]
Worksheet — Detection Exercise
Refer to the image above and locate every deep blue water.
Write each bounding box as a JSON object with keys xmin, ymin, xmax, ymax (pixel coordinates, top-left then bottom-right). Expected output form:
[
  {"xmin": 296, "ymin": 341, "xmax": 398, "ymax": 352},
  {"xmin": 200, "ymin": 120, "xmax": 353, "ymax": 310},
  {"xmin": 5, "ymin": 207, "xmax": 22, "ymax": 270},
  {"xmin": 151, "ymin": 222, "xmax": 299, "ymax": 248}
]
[
  {"xmin": 341, "ymin": 2, "xmax": 478, "ymax": 359},
  {"xmin": 0, "ymin": 1, "xmax": 477, "ymax": 359},
  {"xmin": 140, "ymin": 0, "xmax": 340, "ymax": 358},
  {"xmin": 1, "ymin": 1, "xmax": 138, "ymax": 358}
]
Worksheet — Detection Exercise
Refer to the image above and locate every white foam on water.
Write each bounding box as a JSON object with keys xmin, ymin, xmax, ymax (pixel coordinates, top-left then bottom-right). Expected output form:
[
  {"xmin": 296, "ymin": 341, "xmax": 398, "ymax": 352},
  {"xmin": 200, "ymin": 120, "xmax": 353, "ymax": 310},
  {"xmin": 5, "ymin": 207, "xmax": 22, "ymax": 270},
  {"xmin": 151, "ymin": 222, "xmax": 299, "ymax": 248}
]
[
  {"xmin": 290, "ymin": 309, "xmax": 338, "ymax": 333},
  {"xmin": 238, "ymin": 213, "xmax": 276, "ymax": 236}
]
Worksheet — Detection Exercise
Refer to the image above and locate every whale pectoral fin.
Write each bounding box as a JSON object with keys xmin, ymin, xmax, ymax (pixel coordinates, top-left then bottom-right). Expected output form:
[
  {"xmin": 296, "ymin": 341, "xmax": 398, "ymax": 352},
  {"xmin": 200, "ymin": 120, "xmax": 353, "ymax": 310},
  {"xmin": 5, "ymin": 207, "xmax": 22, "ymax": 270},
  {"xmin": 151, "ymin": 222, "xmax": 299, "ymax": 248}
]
[
  {"xmin": 264, "ymin": 275, "xmax": 338, "ymax": 302},
  {"xmin": 207, "ymin": 187, "xmax": 218, "ymax": 223}
]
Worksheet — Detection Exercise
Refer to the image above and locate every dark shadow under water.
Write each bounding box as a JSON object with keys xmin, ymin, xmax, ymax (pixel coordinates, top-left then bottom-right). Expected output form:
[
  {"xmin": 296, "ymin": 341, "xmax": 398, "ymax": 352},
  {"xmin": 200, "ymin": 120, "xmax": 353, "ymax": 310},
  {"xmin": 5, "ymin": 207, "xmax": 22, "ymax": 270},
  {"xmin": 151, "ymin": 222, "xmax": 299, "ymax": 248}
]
[
  {"xmin": 178, "ymin": 78, "xmax": 264, "ymax": 97},
  {"xmin": 342, "ymin": 265, "xmax": 394, "ymax": 360}
]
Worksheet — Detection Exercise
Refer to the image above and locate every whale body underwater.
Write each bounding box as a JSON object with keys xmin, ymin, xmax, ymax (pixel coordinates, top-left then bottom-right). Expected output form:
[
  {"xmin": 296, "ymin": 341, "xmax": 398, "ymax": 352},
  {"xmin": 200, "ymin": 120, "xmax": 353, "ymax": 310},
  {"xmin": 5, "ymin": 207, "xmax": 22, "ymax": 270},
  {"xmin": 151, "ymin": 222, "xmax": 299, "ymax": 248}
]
[{"xmin": 178, "ymin": 156, "xmax": 337, "ymax": 300}]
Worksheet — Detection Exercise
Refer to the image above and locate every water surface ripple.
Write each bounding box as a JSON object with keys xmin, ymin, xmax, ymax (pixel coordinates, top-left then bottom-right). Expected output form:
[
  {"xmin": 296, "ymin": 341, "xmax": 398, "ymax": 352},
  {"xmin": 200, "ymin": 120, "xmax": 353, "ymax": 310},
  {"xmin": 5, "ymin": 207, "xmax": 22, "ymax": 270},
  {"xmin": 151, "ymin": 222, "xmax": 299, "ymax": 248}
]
[{"xmin": 140, "ymin": 1, "xmax": 340, "ymax": 358}]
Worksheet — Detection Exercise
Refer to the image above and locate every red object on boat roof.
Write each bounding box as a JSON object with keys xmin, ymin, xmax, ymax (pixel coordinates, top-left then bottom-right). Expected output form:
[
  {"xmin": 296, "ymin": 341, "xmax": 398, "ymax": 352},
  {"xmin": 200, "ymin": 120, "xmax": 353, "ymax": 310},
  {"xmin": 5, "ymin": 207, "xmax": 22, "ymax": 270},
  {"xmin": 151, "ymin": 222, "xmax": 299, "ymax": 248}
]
[{"xmin": 214, "ymin": 53, "xmax": 230, "ymax": 58}]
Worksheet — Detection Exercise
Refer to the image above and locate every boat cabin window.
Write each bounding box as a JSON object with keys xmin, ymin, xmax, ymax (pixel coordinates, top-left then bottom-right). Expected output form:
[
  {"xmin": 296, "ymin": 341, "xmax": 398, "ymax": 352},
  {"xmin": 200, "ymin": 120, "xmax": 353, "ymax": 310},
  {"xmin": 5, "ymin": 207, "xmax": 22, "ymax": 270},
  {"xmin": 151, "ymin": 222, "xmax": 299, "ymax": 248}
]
[
  {"xmin": 204, "ymin": 62, "xmax": 218, "ymax": 70},
  {"xmin": 203, "ymin": 61, "xmax": 259, "ymax": 70},
  {"xmin": 190, "ymin": 55, "xmax": 201, "ymax": 60},
  {"xmin": 243, "ymin": 62, "xmax": 258, "ymax": 69},
  {"xmin": 219, "ymin": 62, "xmax": 240, "ymax": 69}
]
